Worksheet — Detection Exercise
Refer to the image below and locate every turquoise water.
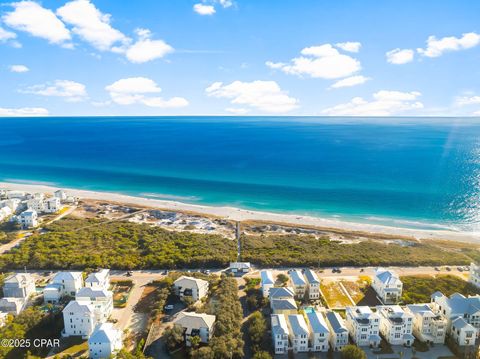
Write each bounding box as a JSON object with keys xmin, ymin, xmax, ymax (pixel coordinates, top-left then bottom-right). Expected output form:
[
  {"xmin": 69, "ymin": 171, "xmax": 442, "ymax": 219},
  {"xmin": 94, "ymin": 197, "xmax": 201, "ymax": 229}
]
[{"xmin": 1, "ymin": 116, "xmax": 480, "ymax": 231}]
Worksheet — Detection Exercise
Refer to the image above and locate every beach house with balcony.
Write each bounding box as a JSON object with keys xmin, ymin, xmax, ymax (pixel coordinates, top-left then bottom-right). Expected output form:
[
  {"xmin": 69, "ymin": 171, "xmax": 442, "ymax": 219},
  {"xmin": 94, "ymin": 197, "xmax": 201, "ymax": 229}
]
[
  {"xmin": 173, "ymin": 312, "xmax": 216, "ymax": 346},
  {"xmin": 289, "ymin": 269, "xmax": 307, "ymax": 299},
  {"xmin": 50, "ymin": 271, "xmax": 83, "ymax": 297},
  {"xmin": 62, "ymin": 300, "xmax": 96, "ymax": 338},
  {"xmin": 288, "ymin": 314, "xmax": 310, "ymax": 353},
  {"xmin": 377, "ymin": 305, "xmax": 414, "ymax": 346},
  {"xmin": 3, "ymin": 273, "xmax": 36, "ymax": 299},
  {"xmin": 406, "ymin": 304, "xmax": 446, "ymax": 344},
  {"xmin": 76, "ymin": 288, "xmax": 113, "ymax": 323},
  {"xmin": 306, "ymin": 310, "xmax": 330, "ymax": 352},
  {"xmin": 345, "ymin": 306, "xmax": 381, "ymax": 347},
  {"xmin": 174, "ymin": 276, "xmax": 209, "ymax": 303},
  {"xmin": 326, "ymin": 310, "xmax": 349, "ymax": 351},
  {"xmin": 372, "ymin": 268, "xmax": 402, "ymax": 304},
  {"xmin": 304, "ymin": 269, "xmax": 320, "ymax": 300},
  {"xmin": 18, "ymin": 210, "xmax": 38, "ymax": 228},
  {"xmin": 271, "ymin": 314, "xmax": 289, "ymax": 354},
  {"xmin": 88, "ymin": 322, "xmax": 123, "ymax": 359},
  {"xmin": 85, "ymin": 269, "xmax": 110, "ymax": 290},
  {"xmin": 431, "ymin": 292, "xmax": 480, "ymax": 335}
]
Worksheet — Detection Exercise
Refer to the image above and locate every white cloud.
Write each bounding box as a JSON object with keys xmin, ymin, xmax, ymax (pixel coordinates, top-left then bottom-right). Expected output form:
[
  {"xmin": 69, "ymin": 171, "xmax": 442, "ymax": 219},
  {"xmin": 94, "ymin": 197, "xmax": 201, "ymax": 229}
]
[
  {"xmin": 105, "ymin": 77, "xmax": 188, "ymax": 108},
  {"xmin": 335, "ymin": 41, "xmax": 361, "ymax": 53},
  {"xmin": 217, "ymin": 0, "xmax": 234, "ymax": 8},
  {"xmin": 206, "ymin": 80, "xmax": 299, "ymax": 113},
  {"xmin": 386, "ymin": 48, "xmax": 414, "ymax": 64},
  {"xmin": 226, "ymin": 107, "xmax": 249, "ymax": 114},
  {"xmin": 330, "ymin": 75, "xmax": 370, "ymax": 89},
  {"xmin": 322, "ymin": 90, "xmax": 423, "ymax": 116},
  {"xmin": 3, "ymin": 1, "xmax": 71, "ymax": 44},
  {"xmin": 21, "ymin": 80, "xmax": 87, "ymax": 102},
  {"xmin": 455, "ymin": 95, "xmax": 480, "ymax": 106},
  {"xmin": 9, "ymin": 64, "xmax": 29, "ymax": 73},
  {"xmin": 266, "ymin": 43, "xmax": 361, "ymax": 79},
  {"xmin": 0, "ymin": 107, "xmax": 48, "ymax": 116},
  {"xmin": 193, "ymin": 4, "xmax": 216, "ymax": 15},
  {"xmin": 0, "ymin": 26, "xmax": 17, "ymax": 42},
  {"xmin": 125, "ymin": 28, "xmax": 173, "ymax": 63},
  {"xmin": 418, "ymin": 32, "xmax": 480, "ymax": 58},
  {"xmin": 57, "ymin": 0, "xmax": 128, "ymax": 51}
]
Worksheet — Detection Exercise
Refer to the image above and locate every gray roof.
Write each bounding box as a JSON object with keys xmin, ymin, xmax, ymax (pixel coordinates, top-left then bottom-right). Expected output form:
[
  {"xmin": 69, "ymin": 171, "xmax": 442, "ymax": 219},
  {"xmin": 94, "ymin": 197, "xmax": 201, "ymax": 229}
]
[
  {"xmin": 85, "ymin": 269, "xmax": 109, "ymax": 284},
  {"xmin": 63, "ymin": 300, "xmax": 93, "ymax": 314},
  {"xmin": 53, "ymin": 271, "xmax": 82, "ymax": 283},
  {"xmin": 76, "ymin": 287, "xmax": 110, "ymax": 299},
  {"xmin": 306, "ymin": 311, "xmax": 329, "ymax": 334},
  {"xmin": 271, "ymin": 298, "xmax": 298, "ymax": 311},
  {"xmin": 288, "ymin": 314, "xmax": 309, "ymax": 336},
  {"xmin": 304, "ymin": 269, "xmax": 320, "ymax": 284},
  {"xmin": 452, "ymin": 316, "xmax": 474, "ymax": 330},
  {"xmin": 269, "ymin": 287, "xmax": 295, "ymax": 299},
  {"xmin": 174, "ymin": 312, "xmax": 216, "ymax": 332},
  {"xmin": 89, "ymin": 323, "xmax": 120, "ymax": 344},
  {"xmin": 326, "ymin": 311, "xmax": 348, "ymax": 333},
  {"xmin": 375, "ymin": 268, "xmax": 401, "ymax": 286},
  {"xmin": 271, "ymin": 314, "xmax": 289, "ymax": 336},
  {"xmin": 289, "ymin": 270, "xmax": 306, "ymax": 286},
  {"xmin": 260, "ymin": 270, "xmax": 274, "ymax": 285}
]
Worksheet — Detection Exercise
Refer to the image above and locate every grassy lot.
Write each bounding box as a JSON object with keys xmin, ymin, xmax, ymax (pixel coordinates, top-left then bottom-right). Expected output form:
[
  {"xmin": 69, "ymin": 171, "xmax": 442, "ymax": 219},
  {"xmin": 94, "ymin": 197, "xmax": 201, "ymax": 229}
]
[
  {"xmin": 320, "ymin": 280, "xmax": 353, "ymax": 308},
  {"xmin": 242, "ymin": 233, "xmax": 477, "ymax": 267},
  {"xmin": 55, "ymin": 338, "xmax": 88, "ymax": 357},
  {"xmin": 111, "ymin": 279, "xmax": 134, "ymax": 308},
  {"xmin": 401, "ymin": 274, "xmax": 480, "ymax": 304},
  {"xmin": 341, "ymin": 280, "xmax": 368, "ymax": 304}
]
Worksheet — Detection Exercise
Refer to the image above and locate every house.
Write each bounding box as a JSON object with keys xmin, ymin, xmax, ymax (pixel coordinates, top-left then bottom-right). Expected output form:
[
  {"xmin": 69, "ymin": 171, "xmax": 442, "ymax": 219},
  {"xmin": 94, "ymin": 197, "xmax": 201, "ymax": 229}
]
[
  {"xmin": 304, "ymin": 269, "xmax": 320, "ymax": 300},
  {"xmin": 0, "ymin": 198, "xmax": 20, "ymax": 212},
  {"xmin": 43, "ymin": 283, "xmax": 63, "ymax": 304},
  {"xmin": 229, "ymin": 262, "xmax": 251, "ymax": 275},
  {"xmin": 260, "ymin": 270, "xmax": 274, "ymax": 297},
  {"xmin": 51, "ymin": 271, "xmax": 84, "ymax": 297},
  {"xmin": 3, "ymin": 273, "xmax": 36, "ymax": 299},
  {"xmin": 431, "ymin": 292, "xmax": 480, "ymax": 334},
  {"xmin": 85, "ymin": 269, "xmax": 110, "ymax": 290},
  {"xmin": 173, "ymin": 276, "xmax": 209, "ymax": 303},
  {"xmin": 18, "ymin": 210, "xmax": 38, "ymax": 228},
  {"xmin": 62, "ymin": 300, "xmax": 96, "ymax": 337},
  {"xmin": 469, "ymin": 262, "xmax": 480, "ymax": 288},
  {"xmin": 269, "ymin": 286, "xmax": 295, "ymax": 300},
  {"xmin": 326, "ymin": 310, "xmax": 349, "ymax": 351},
  {"xmin": 76, "ymin": 288, "xmax": 113, "ymax": 323},
  {"xmin": 0, "ymin": 297, "xmax": 26, "ymax": 315},
  {"xmin": 288, "ymin": 269, "xmax": 307, "ymax": 299},
  {"xmin": 345, "ymin": 306, "xmax": 381, "ymax": 347},
  {"xmin": 88, "ymin": 322, "xmax": 123, "ymax": 359},
  {"xmin": 377, "ymin": 305, "xmax": 414, "ymax": 346},
  {"xmin": 54, "ymin": 190, "xmax": 67, "ymax": 201},
  {"xmin": 406, "ymin": 304, "xmax": 447, "ymax": 344},
  {"xmin": 6, "ymin": 190, "xmax": 26, "ymax": 200},
  {"xmin": 0, "ymin": 206, "xmax": 12, "ymax": 221},
  {"xmin": 44, "ymin": 197, "xmax": 62, "ymax": 213},
  {"xmin": 451, "ymin": 317, "xmax": 477, "ymax": 346},
  {"xmin": 372, "ymin": 268, "xmax": 402, "ymax": 304},
  {"xmin": 173, "ymin": 312, "xmax": 216, "ymax": 346},
  {"xmin": 27, "ymin": 193, "xmax": 45, "ymax": 213},
  {"xmin": 306, "ymin": 310, "xmax": 330, "ymax": 352},
  {"xmin": 271, "ymin": 298, "xmax": 298, "ymax": 315},
  {"xmin": 271, "ymin": 314, "xmax": 289, "ymax": 354},
  {"xmin": 287, "ymin": 314, "xmax": 310, "ymax": 353}
]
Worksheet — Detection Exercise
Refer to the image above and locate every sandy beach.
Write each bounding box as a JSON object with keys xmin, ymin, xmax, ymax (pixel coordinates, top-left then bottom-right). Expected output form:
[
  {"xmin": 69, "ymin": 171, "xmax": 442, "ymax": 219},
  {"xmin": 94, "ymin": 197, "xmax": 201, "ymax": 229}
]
[{"xmin": 1, "ymin": 181, "xmax": 479, "ymax": 243}]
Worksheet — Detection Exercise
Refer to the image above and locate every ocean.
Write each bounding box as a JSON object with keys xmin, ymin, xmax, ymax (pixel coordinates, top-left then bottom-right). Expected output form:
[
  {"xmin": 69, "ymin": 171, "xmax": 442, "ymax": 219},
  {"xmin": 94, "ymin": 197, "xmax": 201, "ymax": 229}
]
[{"xmin": 0, "ymin": 116, "xmax": 479, "ymax": 232}]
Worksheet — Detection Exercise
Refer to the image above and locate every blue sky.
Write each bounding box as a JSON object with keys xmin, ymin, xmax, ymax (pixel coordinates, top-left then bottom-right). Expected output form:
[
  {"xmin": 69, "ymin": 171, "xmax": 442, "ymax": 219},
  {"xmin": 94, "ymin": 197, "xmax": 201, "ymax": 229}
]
[{"xmin": 0, "ymin": 0, "xmax": 480, "ymax": 116}]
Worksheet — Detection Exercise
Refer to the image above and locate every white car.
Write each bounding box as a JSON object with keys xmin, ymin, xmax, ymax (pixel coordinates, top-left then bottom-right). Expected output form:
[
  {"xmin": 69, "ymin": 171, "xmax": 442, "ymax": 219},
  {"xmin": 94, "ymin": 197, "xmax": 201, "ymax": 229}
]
[{"xmin": 164, "ymin": 305, "xmax": 174, "ymax": 311}]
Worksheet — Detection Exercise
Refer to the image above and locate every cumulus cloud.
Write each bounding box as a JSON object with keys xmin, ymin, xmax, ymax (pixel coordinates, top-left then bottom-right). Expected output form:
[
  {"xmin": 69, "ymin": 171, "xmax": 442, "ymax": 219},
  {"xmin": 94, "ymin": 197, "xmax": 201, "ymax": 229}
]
[
  {"xmin": 206, "ymin": 80, "xmax": 299, "ymax": 113},
  {"xmin": 418, "ymin": 32, "xmax": 480, "ymax": 58},
  {"xmin": 21, "ymin": 80, "xmax": 87, "ymax": 102},
  {"xmin": 0, "ymin": 26, "xmax": 17, "ymax": 42},
  {"xmin": 0, "ymin": 107, "xmax": 48, "ymax": 116},
  {"xmin": 386, "ymin": 48, "xmax": 414, "ymax": 64},
  {"xmin": 3, "ymin": 1, "xmax": 71, "ymax": 45},
  {"xmin": 9, "ymin": 64, "xmax": 29, "ymax": 73},
  {"xmin": 335, "ymin": 41, "xmax": 361, "ymax": 53},
  {"xmin": 322, "ymin": 90, "xmax": 423, "ymax": 116},
  {"xmin": 455, "ymin": 95, "xmax": 480, "ymax": 106},
  {"xmin": 266, "ymin": 43, "xmax": 361, "ymax": 79},
  {"xmin": 330, "ymin": 75, "xmax": 370, "ymax": 89},
  {"xmin": 125, "ymin": 28, "xmax": 173, "ymax": 63},
  {"xmin": 193, "ymin": 4, "xmax": 216, "ymax": 15},
  {"xmin": 105, "ymin": 77, "xmax": 188, "ymax": 108}
]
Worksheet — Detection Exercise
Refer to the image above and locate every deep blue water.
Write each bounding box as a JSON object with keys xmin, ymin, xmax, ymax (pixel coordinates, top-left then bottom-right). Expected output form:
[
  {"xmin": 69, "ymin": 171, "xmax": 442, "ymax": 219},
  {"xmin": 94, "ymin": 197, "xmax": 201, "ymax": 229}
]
[{"xmin": 1, "ymin": 116, "xmax": 480, "ymax": 231}]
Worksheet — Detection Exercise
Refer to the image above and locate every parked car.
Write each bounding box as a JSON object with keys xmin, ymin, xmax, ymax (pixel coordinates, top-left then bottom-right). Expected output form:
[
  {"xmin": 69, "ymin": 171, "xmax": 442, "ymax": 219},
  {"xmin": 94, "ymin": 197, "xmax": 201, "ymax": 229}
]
[{"xmin": 165, "ymin": 304, "xmax": 174, "ymax": 311}]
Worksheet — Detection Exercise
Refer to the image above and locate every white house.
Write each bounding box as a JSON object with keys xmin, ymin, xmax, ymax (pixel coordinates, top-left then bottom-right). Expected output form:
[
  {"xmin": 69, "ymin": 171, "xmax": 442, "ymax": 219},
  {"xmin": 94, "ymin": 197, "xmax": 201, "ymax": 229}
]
[
  {"xmin": 325, "ymin": 310, "xmax": 349, "ymax": 351},
  {"xmin": 288, "ymin": 314, "xmax": 310, "ymax": 353},
  {"xmin": 377, "ymin": 305, "xmax": 414, "ymax": 346},
  {"xmin": 345, "ymin": 306, "xmax": 381, "ymax": 347},
  {"xmin": 88, "ymin": 322, "xmax": 123, "ymax": 359},
  {"xmin": 0, "ymin": 199, "xmax": 20, "ymax": 212},
  {"xmin": 44, "ymin": 197, "xmax": 62, "ymax": 213},
  {"xmin": 0, "ymin": 206, "xmax": 12, "ymax": 221},
  {"xmin": 85, "ymin": 269, "xmax": 110, "ymax": 290},
  {"xmin": 62, "ymin": 300, "xmax": 95, "ymax": 338},
  {"xmin": 6, "ymin": 190, "xmax": 26, "ymax": 200},
  {"xmin": 406, "ymin": 304, "xmax": 447, "ymax": 344},
  {"xmin": 304, "ymin": 269, "xmax": 320, "ymax": 300},
  {"xmin": 306, "ymin": 310, "xmax": 330, "ymax": 352},
  {"xmin": 431, "ymin": 292, "xmax": 480, "ymax": 335},
  {"xmin": 260, "ymin": 270, "xmax": 274, "ymax": 297},
  {"xmin": 451, "ymin": 317, "xmax": 477, "ymax": 346},
  {"xmin": 0, "ymin": 297, "xmax": 26, "ymax": 315},
  {"xmin": 288, "ymin": 269, "xmax": 307, "ymax": 299},
  {"xmin": 51, "ymin": 271, "xmax": 84, "ymax": 297},
  {"xmin": 18, "ymin": 210, "xmax": 38, "ymax": 228},
  {"xmin": 27, "ymin": 194, "xmax": 45, "ymax": 213},
  {"xmin": 54, "ymin": 190, "xmax": 67, "ymax": 201},
  {"xmin": 3, "ymin": 273, "xmax": 36, "ymax": 299},
  {"xmin": 173, "ymin": 276, "xmax": 209, "ymax": 302},
  {"xmin": 173, "ymin": 312, "xmax": 216, "ymax": 346},
  {"xmin": 43, "ymin": 283, "xmax": 63, "ymax": 304},
  {"xmin": 372, "ymin": 268, "xmax": 403, "ymax": 304},
  {"xmin": 76, "ymin": 288, "xmax": 113, "ymax": 323},
  {"xmin": 469, "ymin": 262, "xmax": 480, "ymax": 288},
  {"xmin": 271, "ymin": 314, "xmax": 289, "ymax": 354},
  {"xmin": 229, "ymin": 262, "xmax": 251, "ymax": 275}
]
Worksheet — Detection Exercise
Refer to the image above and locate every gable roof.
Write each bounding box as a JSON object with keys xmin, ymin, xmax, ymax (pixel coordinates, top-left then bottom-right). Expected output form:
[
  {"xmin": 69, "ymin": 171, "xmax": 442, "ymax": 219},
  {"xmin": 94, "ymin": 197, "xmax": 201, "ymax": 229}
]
[
  {"xmin": 85, "ymin": 269, "xmax": 109, "ymax": 284},
  {"xmin": 271, "ymin": 314, "xmax": 289, "ymax": 336},
  {"xmin": 53, "ymin": 271, "xmax": 83, "ymax": 283},
  {"xmin": 260, "ymin": 270, "xmax": 274, "ymax": 285},
  {"xmin": 89, "ymin": 323, "xmax": 121, "ymax": 344},
  {"xmin": 288, "ymin": 314, "xmax": 309, "ymax": 336},
  {"xmin": 304, "ymin": 269, "xmax": 320, "ymax": 284},
  {"xmin": 174, "ymin": 276, "xmax": 209, "ymax": 290},
  {"xmin": 63, "ymin": 300, "xmax": 93, "ymax": 315},
  {"xmin": 326, "ymin": 311, "xmax": 348, "ymax": 333},
  {"xmin": 375, "ymin": 268, "xmax": 401, "ymax": 286},
  {"xmin": 76, "ymin": 287, "xmax": 111, "ymax": 299},
  {"xmin": 174, "ymin": 312, "xmax": 216, "ymax": 332},
  {"xmin": 307, "ymin": 311, "xmax": 329, "ymax": 333},
  {"xmin": 271, "ymin": 298, "xmax": 298, "ymax": 311},
  {"xmin": 4, "ymin": 273, "xmax": 33, "ymax": 286},
  {"xmin": 452, "ymin": 316, "xmax": 475, "ymax": 330},
  {"xmin": 289, "ymin": 270, "xmax": 306, "ymax": 286},
  {"xmin": 269, "ymin": 287, "xmax": 295, "ymax": 299}
]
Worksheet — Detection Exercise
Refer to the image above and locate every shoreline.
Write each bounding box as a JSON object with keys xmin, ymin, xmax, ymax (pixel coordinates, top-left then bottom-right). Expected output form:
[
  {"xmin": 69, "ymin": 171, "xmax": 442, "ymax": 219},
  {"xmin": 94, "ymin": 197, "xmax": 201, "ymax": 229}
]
[{"xmin": 1, "ymin": 181, "xmax": 479, "ymax": 243}]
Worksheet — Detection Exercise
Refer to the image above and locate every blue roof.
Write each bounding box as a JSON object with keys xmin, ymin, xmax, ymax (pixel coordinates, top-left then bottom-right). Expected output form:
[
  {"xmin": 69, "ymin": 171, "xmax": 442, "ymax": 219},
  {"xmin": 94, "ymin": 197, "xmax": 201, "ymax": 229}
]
[
  {"xmin": 326, "ymin": 311, "xmax": 348, "ymax": 333},
  {"xmin": 304, "ymin": 269, "xmax": 320, "ymax": 284},
  {"xmin": 306, "ymin": 311, "xmax": 329, "ymax": 333},
  {"xmin": 289, "ymin": 270, "xmax": 306, "ymax": 286},
  {"xmin": 260, "ymin": 270, "xmax": 274, "ymax": 285}
]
